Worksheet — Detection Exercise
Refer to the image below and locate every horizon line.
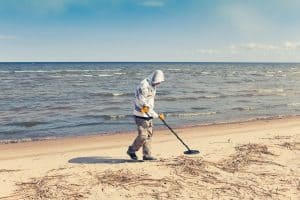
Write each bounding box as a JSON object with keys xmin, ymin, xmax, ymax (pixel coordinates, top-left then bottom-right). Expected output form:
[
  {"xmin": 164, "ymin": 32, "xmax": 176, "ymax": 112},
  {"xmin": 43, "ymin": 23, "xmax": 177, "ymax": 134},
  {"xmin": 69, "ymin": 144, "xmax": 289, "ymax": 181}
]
[{"xmin": 1, "ymin": 61, "xmax": 300, "ymax": 64}]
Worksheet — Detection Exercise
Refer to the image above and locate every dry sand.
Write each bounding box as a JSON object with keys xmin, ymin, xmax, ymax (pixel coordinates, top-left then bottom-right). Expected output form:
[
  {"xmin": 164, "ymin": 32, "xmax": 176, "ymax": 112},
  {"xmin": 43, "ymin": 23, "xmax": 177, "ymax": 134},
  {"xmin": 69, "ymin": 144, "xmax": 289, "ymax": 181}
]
[{"xmin": 0, "ymin": 116, "xmax": 299, "ymax": 200}]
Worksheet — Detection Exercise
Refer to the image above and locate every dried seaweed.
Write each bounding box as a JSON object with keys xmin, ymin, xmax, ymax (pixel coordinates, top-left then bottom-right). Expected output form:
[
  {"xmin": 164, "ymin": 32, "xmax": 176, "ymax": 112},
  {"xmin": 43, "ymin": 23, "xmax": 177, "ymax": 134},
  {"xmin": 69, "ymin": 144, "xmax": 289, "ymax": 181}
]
[
  {"xmin": 95, "ymin": 169, "xmax": 182, "ymax": 199},
  {"xmin": 13, "ymin": 174, "xmax": 89, "ymax": 200},
  {"xmin": 278, "ymin": 142, "xmax": 300, "ymax": 151},
  {"xmin": 273, "ymin": 135, "xmax": 292, "ymax": 140},
  {"xmin": 217, "ymin": 143, "xmax": 279, "ymax": 173},
  {"xmin": 159, "ymin": 142, "xmax": 298, "ymax": 199},
  {"xmin": 161, "ymin": 155, "xmax": 285, "ymax": 199},
  {"xmin": 164, "ymin": 156, "xmax": 211, "ymax": 177},
  {"xmin": 5, "ymin": 139, "xmax": 298, "ymax": 200},
  {"xmin": 260, "ymin": 135, "xmax": 292, "ymax": 140},
  {"xmin": 0, "ymin": 169, "xmax": 21, "ymax": 173}
]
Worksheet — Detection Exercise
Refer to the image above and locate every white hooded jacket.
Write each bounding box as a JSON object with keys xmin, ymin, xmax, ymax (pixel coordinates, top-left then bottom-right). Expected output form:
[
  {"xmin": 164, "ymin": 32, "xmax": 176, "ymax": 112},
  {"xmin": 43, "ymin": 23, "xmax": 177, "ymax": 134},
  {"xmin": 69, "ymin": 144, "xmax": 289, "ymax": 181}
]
[{"xmin": 133, "ymin": 70, "xmax": 165, "ymax": 118}]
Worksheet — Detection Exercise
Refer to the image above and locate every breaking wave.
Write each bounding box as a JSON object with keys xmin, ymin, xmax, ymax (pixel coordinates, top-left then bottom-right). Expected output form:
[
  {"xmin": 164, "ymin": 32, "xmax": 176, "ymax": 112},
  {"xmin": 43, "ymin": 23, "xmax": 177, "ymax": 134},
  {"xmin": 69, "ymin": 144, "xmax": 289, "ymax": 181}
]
[
  {"xmin": 287, "ymin": 103, "xmax": 300, "ymax": 107},
  {"xmin": 89, "ymin": 92, "xmax": 133, "ymax": 97},
  {"xmin": 232, "ymin": 107, "xmax": 255, "ymax": 111},
  {"xmin": 84, "ymin": 114, "xmax": 131, "ymax": 120},
  {"xmin": 167, "ymin": 112, "xmax": 217, "ymax": 118}
]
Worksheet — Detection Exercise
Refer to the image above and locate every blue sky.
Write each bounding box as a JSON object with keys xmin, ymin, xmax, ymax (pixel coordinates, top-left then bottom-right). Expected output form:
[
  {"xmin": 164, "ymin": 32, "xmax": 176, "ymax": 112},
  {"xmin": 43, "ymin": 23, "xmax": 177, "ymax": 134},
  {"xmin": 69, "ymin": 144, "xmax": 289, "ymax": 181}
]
[{"xmin": 0, "ymin": 0, "xmax": 300, "ymax": 62}]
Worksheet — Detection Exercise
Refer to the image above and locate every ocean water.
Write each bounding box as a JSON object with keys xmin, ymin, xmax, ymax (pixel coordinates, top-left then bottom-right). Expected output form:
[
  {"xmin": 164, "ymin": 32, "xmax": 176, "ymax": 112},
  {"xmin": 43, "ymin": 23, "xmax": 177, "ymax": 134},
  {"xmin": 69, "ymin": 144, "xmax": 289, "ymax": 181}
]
[{"xmin": 0, "ymin": 62, "xmax": 299, "ymax": 142}]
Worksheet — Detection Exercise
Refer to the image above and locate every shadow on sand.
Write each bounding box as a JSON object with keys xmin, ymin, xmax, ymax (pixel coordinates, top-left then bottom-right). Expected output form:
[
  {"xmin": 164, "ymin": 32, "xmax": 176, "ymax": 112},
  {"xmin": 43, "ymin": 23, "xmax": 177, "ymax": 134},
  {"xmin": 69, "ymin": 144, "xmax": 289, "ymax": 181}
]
[{"xmin": 68, "ymin": 156, "xmax": 144, "ymax": 164}]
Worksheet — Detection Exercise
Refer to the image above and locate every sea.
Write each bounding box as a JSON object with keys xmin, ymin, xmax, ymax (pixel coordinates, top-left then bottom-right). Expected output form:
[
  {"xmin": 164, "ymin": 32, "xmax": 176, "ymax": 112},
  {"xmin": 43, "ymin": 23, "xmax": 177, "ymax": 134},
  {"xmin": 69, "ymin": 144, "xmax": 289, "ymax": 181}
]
[{"xmin": 0, "ymin": 62, "xmax": 299, "ymax": 143}]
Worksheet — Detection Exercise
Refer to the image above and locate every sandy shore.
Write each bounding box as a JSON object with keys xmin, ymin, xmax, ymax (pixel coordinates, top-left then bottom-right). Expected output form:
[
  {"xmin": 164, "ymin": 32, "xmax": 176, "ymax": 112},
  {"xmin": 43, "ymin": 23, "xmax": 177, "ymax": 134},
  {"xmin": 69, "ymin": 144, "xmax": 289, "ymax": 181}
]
[{"xmin": 0, "ymin": 116, "xmax": 299, "ymax": 200}]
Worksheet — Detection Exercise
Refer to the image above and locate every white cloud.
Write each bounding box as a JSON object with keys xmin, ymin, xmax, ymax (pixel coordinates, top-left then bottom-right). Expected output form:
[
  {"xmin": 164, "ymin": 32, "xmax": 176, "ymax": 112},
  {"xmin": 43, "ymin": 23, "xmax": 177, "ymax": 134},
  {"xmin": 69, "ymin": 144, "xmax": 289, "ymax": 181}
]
[
  {"xmin": 231, "ymin": 41, "xmax": 300, "ymax": 52},
  {"xmin": 188, "ymin": 41, "xmax": 300, "ymax": 62},
  {"xmin": 196, "ymin": 49, "xmax": 218, "ymax": 54},
  {"xmin": 138, "ymin": 0, "xmax": 166, "ymax": 7},
  {"xmin": 284, "ymin": 41, "xmax": 300, "ymax": 50},
  {"xmin": 239, "ymin": 43, "xmax": 279, "ymax": 51}
]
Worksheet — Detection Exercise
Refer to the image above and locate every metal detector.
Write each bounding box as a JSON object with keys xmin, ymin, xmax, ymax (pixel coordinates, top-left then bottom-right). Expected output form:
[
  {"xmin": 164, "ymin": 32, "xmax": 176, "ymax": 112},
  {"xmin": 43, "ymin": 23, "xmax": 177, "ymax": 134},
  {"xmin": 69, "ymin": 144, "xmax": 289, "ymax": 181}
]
[
  {"xmin": 159, "ymin": 118, "xmax": 200, "ymax": 155},
  {"xmin": 145, "ymin": 112, "xmax": 200, "ymax": 155}
]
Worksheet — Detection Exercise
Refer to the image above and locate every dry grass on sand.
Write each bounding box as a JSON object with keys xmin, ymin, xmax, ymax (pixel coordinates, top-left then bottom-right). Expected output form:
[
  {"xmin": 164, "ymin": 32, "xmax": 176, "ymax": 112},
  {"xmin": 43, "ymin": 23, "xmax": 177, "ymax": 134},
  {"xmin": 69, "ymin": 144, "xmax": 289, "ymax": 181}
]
[{"xmin": 2, "ymin": 137, "xmax": 299, "ymax": 200}]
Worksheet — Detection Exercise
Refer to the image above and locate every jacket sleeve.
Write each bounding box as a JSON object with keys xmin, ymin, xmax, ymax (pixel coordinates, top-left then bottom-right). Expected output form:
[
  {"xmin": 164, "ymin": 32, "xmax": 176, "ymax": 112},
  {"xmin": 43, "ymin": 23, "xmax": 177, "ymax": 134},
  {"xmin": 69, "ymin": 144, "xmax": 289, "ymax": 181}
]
[
  {"xmin": 149, "ymin": 110, "xmax": 159, "ymax": 118},
  {"xmin": 136, "ymin": 85, "xmax": 150, "ymax": 107}
]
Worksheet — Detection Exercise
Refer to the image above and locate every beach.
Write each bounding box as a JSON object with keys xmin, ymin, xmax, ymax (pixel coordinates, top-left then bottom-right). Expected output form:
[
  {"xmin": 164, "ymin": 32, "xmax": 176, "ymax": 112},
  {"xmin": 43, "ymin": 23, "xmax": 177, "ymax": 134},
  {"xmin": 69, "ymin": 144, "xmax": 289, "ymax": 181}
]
[
  {"xmin": 0, "ymin": 116, "xmax": 299, "ymax": 200},
  {"xmin": 2, "ymin": 0, "xmax": 300, "ymax": 199}
]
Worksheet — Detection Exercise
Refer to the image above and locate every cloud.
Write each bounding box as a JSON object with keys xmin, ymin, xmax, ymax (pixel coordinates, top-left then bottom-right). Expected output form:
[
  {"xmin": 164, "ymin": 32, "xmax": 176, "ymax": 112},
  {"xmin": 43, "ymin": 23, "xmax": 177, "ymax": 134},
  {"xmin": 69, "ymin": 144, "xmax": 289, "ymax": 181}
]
[
  {"xmin": 0, "ymin": 35, "xmax": 16, "ymax": 40},
  {"xmin": 191, "ymin": 41, "xmax": 300, "ymax": 60},
  {"xmin": 196, "ymin": 49, "xmax": 218, "ymax": 55},
  {"xmin": 284, "ymin": 41, "xmax": 300, "ymax": 50},
  {"xmin": 237, "ymin": 43, "xmax": 279, "ymax": 51},
  {"xmin": 138, "ymin": 0, "xmax": 167, "ymax": 7},
  {"xmin": 230, "ymin": 41, "xmax": 300, "ymax": 53}
]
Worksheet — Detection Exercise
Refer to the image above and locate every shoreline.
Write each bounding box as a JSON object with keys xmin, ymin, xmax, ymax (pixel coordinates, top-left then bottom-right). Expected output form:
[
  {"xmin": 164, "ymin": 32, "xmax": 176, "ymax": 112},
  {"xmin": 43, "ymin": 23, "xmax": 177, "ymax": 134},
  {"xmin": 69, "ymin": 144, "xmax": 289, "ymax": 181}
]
[
  {"xmin": 0, "ymin": 115, "xmax": 299, "ymax": 160},
  {"xmin": 1, "ymin": 114, "xmax": 299, "ymax": 145}
]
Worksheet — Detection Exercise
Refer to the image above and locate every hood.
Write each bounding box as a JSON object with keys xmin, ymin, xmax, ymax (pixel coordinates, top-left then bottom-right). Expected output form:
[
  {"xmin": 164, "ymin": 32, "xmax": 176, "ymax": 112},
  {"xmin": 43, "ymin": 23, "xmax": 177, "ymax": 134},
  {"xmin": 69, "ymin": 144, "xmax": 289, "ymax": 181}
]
[{"xmin": 148, "ymin": 70, "xmax": 165, "ymax": 85}]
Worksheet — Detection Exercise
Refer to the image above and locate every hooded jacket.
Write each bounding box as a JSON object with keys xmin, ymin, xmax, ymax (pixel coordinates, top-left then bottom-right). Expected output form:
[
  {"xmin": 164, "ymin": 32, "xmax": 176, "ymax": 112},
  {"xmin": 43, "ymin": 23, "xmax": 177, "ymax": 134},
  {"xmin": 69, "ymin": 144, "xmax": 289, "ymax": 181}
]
[{"xmin": 133, "ymin": 70, "xmax": 164, "ymax": 118}]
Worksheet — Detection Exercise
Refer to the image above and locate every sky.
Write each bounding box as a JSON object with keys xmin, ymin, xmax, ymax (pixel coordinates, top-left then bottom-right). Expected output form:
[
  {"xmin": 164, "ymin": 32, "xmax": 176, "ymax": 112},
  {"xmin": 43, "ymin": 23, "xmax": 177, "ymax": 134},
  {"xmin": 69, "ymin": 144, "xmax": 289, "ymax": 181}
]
[{"xmin": 0, "ymin": 0, "xmax": 300, "ymax": 62}]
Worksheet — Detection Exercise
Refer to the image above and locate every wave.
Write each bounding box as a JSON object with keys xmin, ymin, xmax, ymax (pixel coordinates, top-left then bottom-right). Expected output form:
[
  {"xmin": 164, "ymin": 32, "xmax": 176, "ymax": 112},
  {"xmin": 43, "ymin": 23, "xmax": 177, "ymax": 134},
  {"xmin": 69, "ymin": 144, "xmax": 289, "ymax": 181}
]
[
  {"xmin": 167, "ymin": 112, "xmax": 217, "ymax": 118},
  {"xmin": 113, "ymin": 72, "xmax": 126, "ymax": 75},
  {"xmin": 112, "ymin": 93, "xmax": 128, "ymax": 96},
  {"xmin": 245, "ymin": 71, "xmax": 267, "ymax": 76},
  {"xmin": 97, "ymin": 74, "xmax": 114, "ymax": 77},
  {"xmin": 224, "ymin": 80, "xmax": 241, "ymax": 84},
  {"xmin": 160, "ymin": 95, "xmax": 220, "ymax": 102},
  {"xmin": 219, "ymin": 88, "xmax": 287, "ymax": 98},
  {"xmin": 287, "ymin": 103, "xmax": 300, "ymax": 107},
  {"xmin": 15, "ymin": 70, "xmax": 55, "ymax": 73},
  {"xmin": 244, "ymin": 70, "xmax": 288, "ymax": 77},
  {"xmin": 235, "ymin": 99, "xmax": 252, "ymax": 103},
  {"xmin": 291, "ymin": 71, "xmax": 300, "ymax": 75},
  {"xmin": 255, "ymin": 88, "xmax": 286, "ymax": 96},
  {"xmin": 203, "ymin": 95, "xmax": 219, "ymax": 99},
  {"xmin": 66, "ymin": 74, "xmax": 112, "ymax": 77},
  {"xmin": 167, "ymin": 68, "xmax": 182, "ymax": 71},
  {"xmin": 191, "ymin": 107, "xmax": 208, "ymax": 110},
  {"xmin": 45, "ymin": 106, "xmax": 74, "ymax": 110},
  {"xmin": 89, "ymin": 92, "xmax": 133, "ymax": 97},
  {"xmin": 99, "ymin": 107, "xmax": 123, "ymax": 112},
  {"xmin": 5, "ymin": 121, "xmax": 48, "ymax": 128},
  {"xmin": 8, "ymin": 106, "xmax": 28, "ymax": 112},
  {"xmin": 102, "ymin": 115, "xmax": 129, "ymax": 120},
  {"xmin": 50, "ymin": 74, "xmax": 116, "ymax": 78},
  {"xmin": 200, "ymin": 71, "xmax": 210, "ymax": 75},
  {"xmin": 83, "ymin": 114, "xmax": 131, "ymax": 120},
  {"xmin": 12, "ymin": 69, "xmax": 122, "ymax": 73},
  {"xmin": 0, "ymin": 137, "xmax": 57, "ymax": 144},
  {"xmin": 258, "ymin": 88, "xmax": 283, "ymax": 92},
  {"xmin": 232, "ymin": 107, "xmax": 255, "ymax": 111}
]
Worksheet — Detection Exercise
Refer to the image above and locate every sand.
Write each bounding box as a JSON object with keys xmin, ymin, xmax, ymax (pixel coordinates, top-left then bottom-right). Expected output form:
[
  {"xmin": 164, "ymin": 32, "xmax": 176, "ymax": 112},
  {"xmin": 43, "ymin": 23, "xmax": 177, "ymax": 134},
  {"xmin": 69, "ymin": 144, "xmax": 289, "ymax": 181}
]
[{"xmin": 0, "ymin": 116, "xmax": 299, "ymax": 200}]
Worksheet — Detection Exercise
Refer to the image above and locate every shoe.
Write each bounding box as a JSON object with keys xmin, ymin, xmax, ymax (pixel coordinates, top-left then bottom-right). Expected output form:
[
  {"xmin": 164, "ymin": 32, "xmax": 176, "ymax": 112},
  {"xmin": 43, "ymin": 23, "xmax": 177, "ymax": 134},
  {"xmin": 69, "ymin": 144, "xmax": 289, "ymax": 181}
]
[
  {"xmin": 143, "ymin": 156, "xmax": 157, "ymax": 161},
  {"xmin": 127, "ymin": 150, "xmax": 138, "ymax": 160}
]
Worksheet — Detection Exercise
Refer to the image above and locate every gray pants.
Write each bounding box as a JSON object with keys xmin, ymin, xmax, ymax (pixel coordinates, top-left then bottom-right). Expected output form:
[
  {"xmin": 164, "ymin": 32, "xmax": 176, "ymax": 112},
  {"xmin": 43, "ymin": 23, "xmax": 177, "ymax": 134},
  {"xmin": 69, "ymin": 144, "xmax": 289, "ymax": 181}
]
[{"xmin": 128, "ymin": 117, "xmax": 153, "ymax": 157}]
